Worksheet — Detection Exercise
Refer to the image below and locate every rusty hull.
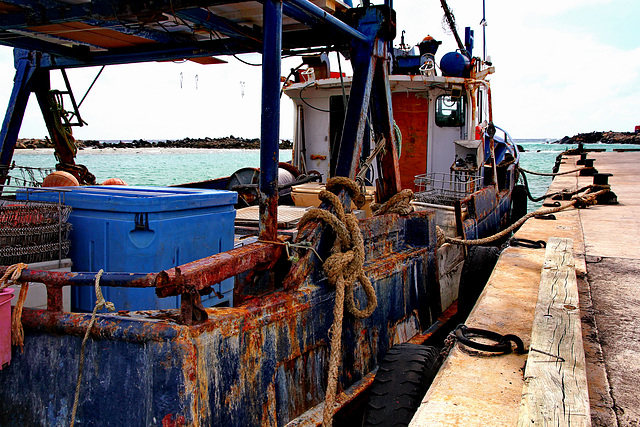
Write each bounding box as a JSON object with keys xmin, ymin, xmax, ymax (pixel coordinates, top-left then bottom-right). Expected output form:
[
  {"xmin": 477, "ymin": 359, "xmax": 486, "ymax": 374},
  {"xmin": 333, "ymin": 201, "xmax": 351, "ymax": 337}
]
[
  {"xmin": 460, "ymin": 185, "xmax": 512, "ymax": 240},
  {"xmin": 155, "ymin": 240, "xmax": 285, "ymax": 297},
  {"xmin": 0, "ymin": 209, "xmax": 441, "ymax": 426}
]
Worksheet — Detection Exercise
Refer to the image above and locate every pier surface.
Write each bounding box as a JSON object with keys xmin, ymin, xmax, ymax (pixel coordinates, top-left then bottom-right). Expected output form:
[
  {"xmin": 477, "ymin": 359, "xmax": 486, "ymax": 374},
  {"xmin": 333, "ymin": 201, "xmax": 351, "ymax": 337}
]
[{"xmin": 410, "ymin": 151, "xmax": 640, "ymax": 426}]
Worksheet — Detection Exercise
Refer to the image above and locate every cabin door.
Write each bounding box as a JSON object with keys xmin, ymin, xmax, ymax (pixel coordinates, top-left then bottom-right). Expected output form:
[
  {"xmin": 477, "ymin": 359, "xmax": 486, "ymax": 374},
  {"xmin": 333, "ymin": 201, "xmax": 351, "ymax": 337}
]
[
  {"xmin": 428, "ymin": 94, "xmax": 466, "ymax": 176},
  {"xmin": 392, "ymin": 92, "xmax": 429, "ymax": 190}
]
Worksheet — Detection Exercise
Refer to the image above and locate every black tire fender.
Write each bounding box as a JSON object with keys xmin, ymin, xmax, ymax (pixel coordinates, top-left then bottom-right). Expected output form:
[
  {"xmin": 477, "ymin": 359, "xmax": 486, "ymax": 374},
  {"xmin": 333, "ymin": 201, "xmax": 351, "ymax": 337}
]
[
  {"xmin": 510, "ymin": 184, "xmax": 528, "ymax": 224},
  {"xmin": 363, "ymin": 343, "xmax": 441, "ymax": 427},
  {"xmin": 458, "ymin": 245, "xmax": 501, "ymax": 318}
]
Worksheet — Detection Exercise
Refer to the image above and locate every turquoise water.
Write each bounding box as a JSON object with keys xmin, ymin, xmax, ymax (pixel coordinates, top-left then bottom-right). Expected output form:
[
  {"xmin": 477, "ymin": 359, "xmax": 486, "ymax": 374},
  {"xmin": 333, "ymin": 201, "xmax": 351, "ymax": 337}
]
[
  {"xmin": 12, "ymin": 140, "xmax": 640, "ymax": 212},
  {"xmin": 12, "ymin": 148, "xmax": 292, "ymax": 187},
  {"xmin": 516, "ymin": 140, "xmax": 640, "ymax": 211}
]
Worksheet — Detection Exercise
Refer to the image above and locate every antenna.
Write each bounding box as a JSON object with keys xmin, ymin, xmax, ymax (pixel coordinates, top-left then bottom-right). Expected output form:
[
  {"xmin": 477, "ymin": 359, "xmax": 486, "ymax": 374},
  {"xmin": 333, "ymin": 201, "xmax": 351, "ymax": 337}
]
[{"xmin": 481, "ymin": 0, "xmax": 487, "ymax": 61}]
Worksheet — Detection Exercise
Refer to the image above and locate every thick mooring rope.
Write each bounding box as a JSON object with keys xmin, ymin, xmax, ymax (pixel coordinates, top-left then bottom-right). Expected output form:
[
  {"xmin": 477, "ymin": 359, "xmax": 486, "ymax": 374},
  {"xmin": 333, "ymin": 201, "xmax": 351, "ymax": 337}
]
[
  {"xmin": 519, "ymin": 165, "xmax": 609, "ymax": 202},
  {"xmin": 70, "ymin": 269, "xmax": 115, "ymax": 427},
  {"xmin": 371, "ymin": 189, "xmax": 414, "ymax": 216},
  {"xmin": 0, "ymin": 263, "xmax": 26, "ymax": 290},
  {"xmin": 518, "ymin": 165, "xmax": 587, "ymax": 177},
  {"xmin": 297, "ymin": 178, "xmax": 377, "ymax": 427},
  {"xmin": 0, "ymin": 263, "xmax": 28, "ymax": 350},
  {"xmin": 441, "ymin": 189, "xmax": 610, "ymax": 247}
]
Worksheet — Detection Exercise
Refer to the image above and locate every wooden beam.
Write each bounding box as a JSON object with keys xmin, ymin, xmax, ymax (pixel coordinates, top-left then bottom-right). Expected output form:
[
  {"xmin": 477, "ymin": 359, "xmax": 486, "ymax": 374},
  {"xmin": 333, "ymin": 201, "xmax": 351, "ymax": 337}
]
[{"xmin": 518, "ymin": 237, "xmax": 591, "ymax": 426}]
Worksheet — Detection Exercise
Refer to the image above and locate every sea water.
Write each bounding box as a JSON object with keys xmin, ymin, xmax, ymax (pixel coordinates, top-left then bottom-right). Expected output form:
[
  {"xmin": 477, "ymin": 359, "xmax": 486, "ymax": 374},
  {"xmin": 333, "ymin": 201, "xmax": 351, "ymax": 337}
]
[
  {"xmin": 11, "ymin": 140, "xmax": 640, "ymax": 213},
  {"xmin": 11, "ymin": 148, "xmax": 293, "ymax": 187},
  {"xmin": 516, "ymin": 140, "xmax": 640, "ymax": 211}
]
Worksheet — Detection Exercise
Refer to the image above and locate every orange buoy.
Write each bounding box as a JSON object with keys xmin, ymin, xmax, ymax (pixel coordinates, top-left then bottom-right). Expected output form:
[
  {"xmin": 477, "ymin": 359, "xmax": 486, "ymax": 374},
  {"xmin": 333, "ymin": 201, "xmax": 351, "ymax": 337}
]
[
  {"xmin": 42, "ymin": 171, "xmax": 79, "ymax": 187},
  {"xmin": 101, "ymin": 178, "xmax": 127, "ymax": 185}
]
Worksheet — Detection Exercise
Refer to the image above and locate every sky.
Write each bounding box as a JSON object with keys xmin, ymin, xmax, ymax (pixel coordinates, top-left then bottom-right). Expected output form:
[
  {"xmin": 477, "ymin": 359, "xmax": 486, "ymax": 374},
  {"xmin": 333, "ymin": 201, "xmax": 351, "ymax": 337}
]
[{"xmin": 0, "ymin": 0, "xmax": 638, "ymax": 141}]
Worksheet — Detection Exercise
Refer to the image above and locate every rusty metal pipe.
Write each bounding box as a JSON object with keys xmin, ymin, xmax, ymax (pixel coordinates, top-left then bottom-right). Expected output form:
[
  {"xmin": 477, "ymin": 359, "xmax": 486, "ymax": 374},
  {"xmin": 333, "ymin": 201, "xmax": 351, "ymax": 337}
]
[
  {"xmin": 155, "ymin": 241, "xmax": 284, "ymax": 297},
  {"xmin": 0, "ymin": 267, "xmax": 156, "ymax": 288},
  {"xmin": 2, "ymin": 241, "xmax": 284, "ymax": 297}
]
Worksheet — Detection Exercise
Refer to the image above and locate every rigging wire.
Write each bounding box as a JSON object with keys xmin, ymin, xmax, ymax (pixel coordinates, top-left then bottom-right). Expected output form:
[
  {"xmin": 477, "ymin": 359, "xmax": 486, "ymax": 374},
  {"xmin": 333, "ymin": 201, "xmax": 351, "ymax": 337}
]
[
  {"xmin": 280, "ymin": 62, "xmax": 306, "ymax": 97},
  {"xmin": 299, "ymin": 82, "xmax": 331, "ymax": 113},
  {"xmin": 208, "ymin": 29, "xmax": 262, "ymax": 66},
  {"xmin": 77, "ymin": 66, "xmax": 105, "ymax": 108}
]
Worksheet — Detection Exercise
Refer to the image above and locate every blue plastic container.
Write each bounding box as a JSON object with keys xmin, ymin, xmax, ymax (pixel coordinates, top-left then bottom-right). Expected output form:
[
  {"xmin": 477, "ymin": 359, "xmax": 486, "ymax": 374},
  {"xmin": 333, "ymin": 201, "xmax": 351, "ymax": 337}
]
[
  {"xmin": 19, "ymin": 186, "xmax": 237, "ymax": 312},
  {"xmin": 440, "ymin": 51, "xmax": 470, "ymax": 77}
]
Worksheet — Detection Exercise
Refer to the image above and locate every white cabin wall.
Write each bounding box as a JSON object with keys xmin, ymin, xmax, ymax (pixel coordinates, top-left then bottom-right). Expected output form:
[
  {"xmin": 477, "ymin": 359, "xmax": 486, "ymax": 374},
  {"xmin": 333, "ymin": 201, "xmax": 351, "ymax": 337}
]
[
  {"xmin": 288, "ymin": 88, "xmax": 335, "ymax": 181},
  {"xmin": 427, "ymin": 89, "xmax": 465, "ymax": 176}
]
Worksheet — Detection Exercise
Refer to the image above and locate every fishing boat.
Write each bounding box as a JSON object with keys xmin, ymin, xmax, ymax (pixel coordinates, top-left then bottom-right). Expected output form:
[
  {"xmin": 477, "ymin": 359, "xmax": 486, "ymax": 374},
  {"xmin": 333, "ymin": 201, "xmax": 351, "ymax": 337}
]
[{"xmin": 0, "ymin": 1, "xmax": 520, "ymax": 426}]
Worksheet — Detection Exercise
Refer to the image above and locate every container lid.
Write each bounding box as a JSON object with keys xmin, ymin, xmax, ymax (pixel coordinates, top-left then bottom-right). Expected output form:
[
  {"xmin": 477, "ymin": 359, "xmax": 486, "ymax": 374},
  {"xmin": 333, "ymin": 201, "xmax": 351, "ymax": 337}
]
[
  {"xmin": 292, "ymin": 183, "xmax": 325, "ymax": 194},
  {"xmin": 17, "ymin": 186, "xmax": 237, "ymax": 213},
  {"xmin": 291, "ymin": 183, "xmax": 375, "ymax": 196}
]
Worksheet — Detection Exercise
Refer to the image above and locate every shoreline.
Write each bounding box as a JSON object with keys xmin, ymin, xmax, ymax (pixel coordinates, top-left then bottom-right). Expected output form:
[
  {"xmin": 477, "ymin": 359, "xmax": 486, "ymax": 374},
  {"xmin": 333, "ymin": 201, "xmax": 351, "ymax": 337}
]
[
  {"xmin": 15, "ymin": 136, "xmax": 293, "ymax": 150},
  {"xmin": 15, "ymin": 130, "xmax": 639, "ymax": 151},
  {"xmin": 13, "ymin": 147, "xmax": 273, "ymax": 155}
]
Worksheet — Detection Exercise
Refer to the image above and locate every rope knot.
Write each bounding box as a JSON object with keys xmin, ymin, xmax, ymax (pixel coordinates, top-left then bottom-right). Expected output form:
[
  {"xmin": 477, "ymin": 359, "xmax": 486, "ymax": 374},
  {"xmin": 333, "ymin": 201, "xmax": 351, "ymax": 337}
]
[
  {"xmin": 325, "ymin": 176, "xmax": 366, "ymax": 211},
  {"xmin": 0, "ymin": 262, "xmax": 27, "ymax": 291},
  {"xmin": 325, "ymin": 176, "xmax": 361, "ymax": 199},
  {"xmin": 571, "ymin": 193, "xmax": 598, "ymax": 209},
  {"xmin": 93, "ymin": 270, "xmax": 115, "ymax": 312},
  {"xmin": 371, "ymin": 189, "xmax": 414, "ymax": 216},
  {"xmin": 296, "ymin": 177, "xmax": 377, "ymax": 427}
]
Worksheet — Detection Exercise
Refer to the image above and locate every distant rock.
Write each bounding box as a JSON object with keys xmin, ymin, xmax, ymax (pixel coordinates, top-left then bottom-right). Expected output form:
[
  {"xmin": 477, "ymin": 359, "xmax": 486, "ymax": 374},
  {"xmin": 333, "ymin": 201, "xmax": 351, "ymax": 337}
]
[
  {"xmin": 15, "ymin": 136, "xmax": 293, "ymax": 150},
  {"xmin": 551, "ymin": 131, "xmax": 640, "ymax": 144}
]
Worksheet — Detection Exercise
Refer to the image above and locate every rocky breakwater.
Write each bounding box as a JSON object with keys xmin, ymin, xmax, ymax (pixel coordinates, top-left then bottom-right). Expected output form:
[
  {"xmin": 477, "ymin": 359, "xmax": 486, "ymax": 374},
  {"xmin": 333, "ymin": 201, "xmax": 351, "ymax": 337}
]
[
  {"xmin": 553, "ymin": 131, "xmax": 640, "ymax": 144},
  {"xmin": 15, "ymin": 138, "xmax": 100, "ymax": 149},
  {"xmin": 16, "ymin": 136, "xmax": 293, "ymax": 150}
]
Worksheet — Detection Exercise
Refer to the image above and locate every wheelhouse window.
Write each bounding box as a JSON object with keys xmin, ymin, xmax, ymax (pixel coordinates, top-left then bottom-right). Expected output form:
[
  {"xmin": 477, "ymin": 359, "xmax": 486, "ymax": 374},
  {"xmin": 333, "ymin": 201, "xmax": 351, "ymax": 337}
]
[{"xmin": 435, "ymin": 95, "xmax": 465, "ymax": 127}]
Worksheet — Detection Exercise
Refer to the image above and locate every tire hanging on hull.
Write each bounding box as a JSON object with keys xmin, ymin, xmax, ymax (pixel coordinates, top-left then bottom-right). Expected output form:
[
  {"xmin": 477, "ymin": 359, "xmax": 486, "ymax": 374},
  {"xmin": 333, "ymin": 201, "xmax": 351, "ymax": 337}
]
[{"xmin": 362, "ymin": 343, "xmax": 442, "ymax": 427}]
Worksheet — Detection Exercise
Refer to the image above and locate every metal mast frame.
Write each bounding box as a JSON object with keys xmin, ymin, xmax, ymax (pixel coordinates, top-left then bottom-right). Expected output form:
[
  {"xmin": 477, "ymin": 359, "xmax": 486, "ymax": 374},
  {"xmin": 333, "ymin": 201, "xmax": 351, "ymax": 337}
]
[{"xmin": 0, "ymin": 0, "xmax": 400, "ymax": 309}]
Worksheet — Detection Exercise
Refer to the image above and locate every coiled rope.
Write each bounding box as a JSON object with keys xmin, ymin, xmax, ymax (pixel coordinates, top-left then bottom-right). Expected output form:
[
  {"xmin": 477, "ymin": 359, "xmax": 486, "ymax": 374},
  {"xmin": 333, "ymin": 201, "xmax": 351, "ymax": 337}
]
[
  {"xmin": 70, "ymin": 269, "xmax": 115, "ymax": 427},
  {"xmin": 296, "ymin": 177, "xmax": 377, "ymax": 427},
  {"xmin": 0, "ymin": 262, "xmax": 28, "ymax": 350},
  {"xmin": 440, "ymin": 188, "xmax": 610, "ymax": 247}
]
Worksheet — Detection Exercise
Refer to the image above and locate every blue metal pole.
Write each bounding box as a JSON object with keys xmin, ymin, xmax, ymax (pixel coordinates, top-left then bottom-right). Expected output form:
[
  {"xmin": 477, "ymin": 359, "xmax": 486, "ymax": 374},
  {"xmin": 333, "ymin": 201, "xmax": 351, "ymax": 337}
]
[
  {"xmin": 285, "ymin": 0, "xmax": 368, "ymax": 43},
  {"xmin": 0, "ymin": 50, "xmax": 35, "ymax": 174},
  {"xmin": 259, "ymin": 0, "xmax": 282, "ymax": 240},
  {"xmin": 333, "ymin": 41, "xmax": 375, "ymax": 178}
]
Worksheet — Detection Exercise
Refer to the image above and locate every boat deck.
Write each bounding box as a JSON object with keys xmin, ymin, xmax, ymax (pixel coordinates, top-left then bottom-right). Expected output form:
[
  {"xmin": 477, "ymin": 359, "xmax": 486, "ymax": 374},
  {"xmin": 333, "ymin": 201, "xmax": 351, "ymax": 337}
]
[{"xmin": 410, "ymin": 151, "xmax": 640, "ymax": 426}]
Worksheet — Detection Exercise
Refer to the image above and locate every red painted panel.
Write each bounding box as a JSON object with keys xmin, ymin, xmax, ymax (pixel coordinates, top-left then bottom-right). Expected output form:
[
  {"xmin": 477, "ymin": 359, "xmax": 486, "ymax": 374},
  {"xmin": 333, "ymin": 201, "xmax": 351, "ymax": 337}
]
[{"xmin": 392, "ymin": 92, "xmax": 429, "ymax": 190}]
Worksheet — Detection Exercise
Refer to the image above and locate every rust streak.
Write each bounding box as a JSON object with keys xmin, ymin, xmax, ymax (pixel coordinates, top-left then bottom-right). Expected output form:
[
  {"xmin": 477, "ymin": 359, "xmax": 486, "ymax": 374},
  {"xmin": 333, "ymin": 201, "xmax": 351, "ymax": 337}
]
[{"xmin": 155, "ymin": 240, "xmax": 285, "ymax": 297}]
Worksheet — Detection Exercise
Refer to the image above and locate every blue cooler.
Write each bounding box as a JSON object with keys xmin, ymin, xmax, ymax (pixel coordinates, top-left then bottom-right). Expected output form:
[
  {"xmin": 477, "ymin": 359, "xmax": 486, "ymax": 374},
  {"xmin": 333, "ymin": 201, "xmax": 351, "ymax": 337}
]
[{"xmin": 20, "ymin": 186, "xmax": 236, "ymax": 312}]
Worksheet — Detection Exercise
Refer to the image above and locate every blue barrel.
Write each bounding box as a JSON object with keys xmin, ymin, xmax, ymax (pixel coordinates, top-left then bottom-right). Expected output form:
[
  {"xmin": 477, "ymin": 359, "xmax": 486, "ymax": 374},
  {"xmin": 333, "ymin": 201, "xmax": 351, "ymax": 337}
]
[{"xmin": 440, "ymin": 51, "xmax": 470, "ymax": 77}]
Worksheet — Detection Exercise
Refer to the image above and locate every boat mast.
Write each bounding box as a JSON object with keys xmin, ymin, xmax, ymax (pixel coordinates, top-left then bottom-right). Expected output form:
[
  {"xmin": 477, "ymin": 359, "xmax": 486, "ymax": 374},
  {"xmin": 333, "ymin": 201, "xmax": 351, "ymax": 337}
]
[
  {"xmin": 439, "ymin": 0, "xmax": 467, "ymax": 56},
  {"xmin": 481, "ymin": 0, "xmax": 487, "ymax": 61}
]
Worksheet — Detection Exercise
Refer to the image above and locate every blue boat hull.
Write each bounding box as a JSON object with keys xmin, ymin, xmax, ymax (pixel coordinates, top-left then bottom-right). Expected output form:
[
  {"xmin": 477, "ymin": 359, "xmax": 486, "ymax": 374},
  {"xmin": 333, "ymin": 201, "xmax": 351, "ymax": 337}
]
[{"xmin": 0, "ymin": 211, "xmax": 445, "ymax": 426}]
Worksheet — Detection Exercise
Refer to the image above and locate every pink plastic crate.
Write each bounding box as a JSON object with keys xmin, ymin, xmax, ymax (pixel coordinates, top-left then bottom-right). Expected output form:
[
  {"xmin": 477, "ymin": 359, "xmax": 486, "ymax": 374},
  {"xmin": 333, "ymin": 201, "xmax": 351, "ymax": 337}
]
[{"xmin": 0, "ymin": 287, "xmax": 14, "ymax": 369}]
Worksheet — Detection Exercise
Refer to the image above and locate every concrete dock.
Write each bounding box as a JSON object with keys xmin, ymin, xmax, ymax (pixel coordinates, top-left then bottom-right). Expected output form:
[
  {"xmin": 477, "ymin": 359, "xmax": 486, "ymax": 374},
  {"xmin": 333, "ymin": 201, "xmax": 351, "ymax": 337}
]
[{"xmin": 410, "ymin": 151, "xmax": 640, "ymax": 426}]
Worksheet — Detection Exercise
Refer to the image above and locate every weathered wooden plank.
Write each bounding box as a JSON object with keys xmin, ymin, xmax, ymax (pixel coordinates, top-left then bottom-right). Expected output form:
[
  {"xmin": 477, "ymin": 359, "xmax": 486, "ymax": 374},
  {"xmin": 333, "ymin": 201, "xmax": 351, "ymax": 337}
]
[{"xmin": 518, "ymin": 237, "xmax": 591, "ymax": 426}]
